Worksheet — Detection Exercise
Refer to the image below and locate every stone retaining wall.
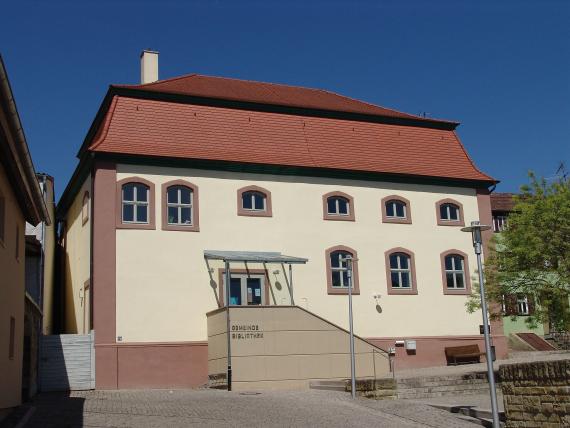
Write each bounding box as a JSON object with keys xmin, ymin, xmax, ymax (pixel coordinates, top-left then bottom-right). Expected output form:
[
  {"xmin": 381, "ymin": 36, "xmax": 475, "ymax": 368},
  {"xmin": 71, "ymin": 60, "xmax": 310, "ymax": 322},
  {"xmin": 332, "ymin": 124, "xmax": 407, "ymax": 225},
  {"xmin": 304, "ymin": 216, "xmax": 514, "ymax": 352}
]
[{"xmin": 500, "ymin": 359, "xmax": 570, "ymax": 427}]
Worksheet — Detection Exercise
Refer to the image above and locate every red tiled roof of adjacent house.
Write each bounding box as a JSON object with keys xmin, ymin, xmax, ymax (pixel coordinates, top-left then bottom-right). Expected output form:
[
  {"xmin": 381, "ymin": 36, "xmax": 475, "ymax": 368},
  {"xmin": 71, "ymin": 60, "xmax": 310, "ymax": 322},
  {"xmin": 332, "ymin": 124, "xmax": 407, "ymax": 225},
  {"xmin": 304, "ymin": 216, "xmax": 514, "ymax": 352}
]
[
  {"xmin": 491, "ymin": 193, "xmax": 516, "ymax": 211},
  {"xmin": 114, "ymin": 74, "xmax": 458, "ymax": 126},
  {"xmin": 88, "ymin": 95, "xmax": 495, "ymax": 183}
]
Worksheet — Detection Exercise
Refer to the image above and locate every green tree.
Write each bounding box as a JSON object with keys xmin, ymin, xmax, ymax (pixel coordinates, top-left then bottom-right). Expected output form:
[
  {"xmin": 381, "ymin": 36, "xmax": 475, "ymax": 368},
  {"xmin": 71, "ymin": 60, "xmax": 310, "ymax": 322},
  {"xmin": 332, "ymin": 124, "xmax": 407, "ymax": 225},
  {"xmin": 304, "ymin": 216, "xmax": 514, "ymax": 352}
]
[{"xmin": 467, "ymin": 171, "xmax": 570, "ymax": 331}]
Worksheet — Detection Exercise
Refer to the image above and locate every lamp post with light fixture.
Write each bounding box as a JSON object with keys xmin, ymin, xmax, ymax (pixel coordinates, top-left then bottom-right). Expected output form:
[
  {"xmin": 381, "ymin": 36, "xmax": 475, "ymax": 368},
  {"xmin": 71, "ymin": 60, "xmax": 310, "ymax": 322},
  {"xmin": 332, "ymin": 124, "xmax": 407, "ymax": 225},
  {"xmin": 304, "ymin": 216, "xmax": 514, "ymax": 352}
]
[
  {"xmin": 341, "ymin": 255, "xmax": 357, "ymax": 399},
  {"xmin": 461, "ymin": 221, "xmax": 500, "ymax": 428}
]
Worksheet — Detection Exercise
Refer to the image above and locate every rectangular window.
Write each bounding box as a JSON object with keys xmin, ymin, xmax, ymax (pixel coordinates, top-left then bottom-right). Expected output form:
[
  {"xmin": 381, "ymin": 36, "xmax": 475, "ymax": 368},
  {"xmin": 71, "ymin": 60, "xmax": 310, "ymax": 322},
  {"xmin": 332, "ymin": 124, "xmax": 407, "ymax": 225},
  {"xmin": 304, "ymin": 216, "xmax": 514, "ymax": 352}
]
[
  {"xmin": 15, "ymin": 225, "xmax": 19, "ymax": 260},
  {"xmin": 9, "ymin": 317, "xmax": 15, "ymax": 359},
  {"xmin": 517, "ymin": 295, "xmax": 529, "ymax": 315}
]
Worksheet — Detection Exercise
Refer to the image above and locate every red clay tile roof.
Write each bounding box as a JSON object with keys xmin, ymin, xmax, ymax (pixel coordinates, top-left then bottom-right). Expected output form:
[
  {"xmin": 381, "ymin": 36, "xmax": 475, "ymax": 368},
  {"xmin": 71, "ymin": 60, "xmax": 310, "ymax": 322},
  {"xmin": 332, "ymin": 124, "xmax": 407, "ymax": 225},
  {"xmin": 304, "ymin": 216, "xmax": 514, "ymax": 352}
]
[
  {"xmin": 491, "ymin": 193, "xmax": 516, "ymax": 211},
  {"xmin": 114, "ymin": 74, "xmax": 458, "ymax": 126},
  {"xmin": 89, "ymin": 95, "xmax": 495, "ymax": 183}
]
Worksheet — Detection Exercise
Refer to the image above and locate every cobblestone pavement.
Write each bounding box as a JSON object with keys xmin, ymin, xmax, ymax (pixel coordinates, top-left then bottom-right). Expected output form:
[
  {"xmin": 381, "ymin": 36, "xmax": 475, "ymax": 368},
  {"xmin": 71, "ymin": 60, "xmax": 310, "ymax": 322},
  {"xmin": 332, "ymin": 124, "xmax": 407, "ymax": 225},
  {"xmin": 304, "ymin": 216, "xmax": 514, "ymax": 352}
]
[{"xmin": 18, "ymin": 389, "xmax": 477, "ymax": 428}]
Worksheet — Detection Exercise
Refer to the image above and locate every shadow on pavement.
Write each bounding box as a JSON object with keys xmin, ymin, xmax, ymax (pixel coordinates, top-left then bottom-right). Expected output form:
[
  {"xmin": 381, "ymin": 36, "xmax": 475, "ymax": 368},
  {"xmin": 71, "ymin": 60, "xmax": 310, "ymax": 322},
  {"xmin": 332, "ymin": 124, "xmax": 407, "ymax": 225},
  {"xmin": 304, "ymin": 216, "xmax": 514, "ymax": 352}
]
[{"xmin": 0, "ymin": 392, "xmax": 85, "ymax": 428}]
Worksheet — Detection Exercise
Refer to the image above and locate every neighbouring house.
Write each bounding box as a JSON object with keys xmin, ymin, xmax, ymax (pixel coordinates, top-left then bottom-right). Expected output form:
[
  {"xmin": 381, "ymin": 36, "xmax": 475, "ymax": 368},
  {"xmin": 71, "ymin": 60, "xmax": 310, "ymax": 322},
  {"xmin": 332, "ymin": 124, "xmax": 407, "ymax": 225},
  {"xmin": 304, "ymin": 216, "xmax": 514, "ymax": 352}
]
[
  {"xmin": 0, "ymin": 56, "xmax": 50, "ymax": 413},
  {"xmin": 23, "ymin": 173, "xmax": 56, "ymax": 399},
  {"xmin": 491, "ymin": 192, "xmax": 569, "ymax": 344},
  {"xmin": 490, "ymin": 193, "xmax": 538, "ymax": 337},
  {"xmin": 56, "ymin": 50, "xmax": 506, "ymax": 391}
]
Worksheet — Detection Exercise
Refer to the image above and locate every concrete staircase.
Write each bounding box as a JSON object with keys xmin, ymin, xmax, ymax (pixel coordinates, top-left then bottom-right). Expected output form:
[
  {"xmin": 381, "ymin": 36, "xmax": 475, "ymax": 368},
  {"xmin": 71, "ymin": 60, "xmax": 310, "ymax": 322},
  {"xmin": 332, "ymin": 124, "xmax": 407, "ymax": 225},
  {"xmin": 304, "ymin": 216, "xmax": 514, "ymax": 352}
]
[{"xmin": 396, "ymin": 371, "xmax": 498, "ymax": 400}]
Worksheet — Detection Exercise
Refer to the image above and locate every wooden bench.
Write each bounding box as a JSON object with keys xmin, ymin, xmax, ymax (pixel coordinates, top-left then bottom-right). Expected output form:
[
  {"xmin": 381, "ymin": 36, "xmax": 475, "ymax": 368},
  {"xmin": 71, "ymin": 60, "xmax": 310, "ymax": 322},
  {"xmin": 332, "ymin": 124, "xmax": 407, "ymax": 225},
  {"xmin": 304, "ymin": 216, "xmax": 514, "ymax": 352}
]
[{"xmin": 445, "ymin": 345, "xmax": 485, "ymax": 365}]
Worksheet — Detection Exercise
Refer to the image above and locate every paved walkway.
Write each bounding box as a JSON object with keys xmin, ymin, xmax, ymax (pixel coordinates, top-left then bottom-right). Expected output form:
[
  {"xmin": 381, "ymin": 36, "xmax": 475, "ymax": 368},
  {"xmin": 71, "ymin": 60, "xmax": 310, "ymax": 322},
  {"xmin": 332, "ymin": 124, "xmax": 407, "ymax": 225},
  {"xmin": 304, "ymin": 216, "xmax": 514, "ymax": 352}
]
[{"xmin": 13, "ymin": 389, "xmax": 476, "ymax": 428}]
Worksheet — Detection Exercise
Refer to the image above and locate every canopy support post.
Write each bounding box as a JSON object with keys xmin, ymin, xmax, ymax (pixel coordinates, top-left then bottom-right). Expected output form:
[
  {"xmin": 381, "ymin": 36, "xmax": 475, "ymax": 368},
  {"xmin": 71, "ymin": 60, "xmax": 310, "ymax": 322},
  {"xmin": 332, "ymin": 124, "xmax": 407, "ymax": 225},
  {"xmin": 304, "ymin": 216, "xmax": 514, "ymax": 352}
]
[
  {"xmin": 225, "ymin": 260, "xmax": 232, "ymax": 391},
  {"xmin": 289, "ymin": 264, "xmax": 294, "ymax": 305}
]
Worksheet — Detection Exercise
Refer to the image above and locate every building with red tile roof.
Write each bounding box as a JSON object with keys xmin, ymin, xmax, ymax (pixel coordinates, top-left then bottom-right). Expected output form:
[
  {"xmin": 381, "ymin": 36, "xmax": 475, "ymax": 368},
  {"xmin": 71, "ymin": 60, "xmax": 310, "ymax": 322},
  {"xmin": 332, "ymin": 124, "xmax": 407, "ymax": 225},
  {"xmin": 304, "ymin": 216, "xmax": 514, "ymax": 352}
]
[{"xmin": 56, "ymin": 51, "xmax": 505, "ymax": 392}]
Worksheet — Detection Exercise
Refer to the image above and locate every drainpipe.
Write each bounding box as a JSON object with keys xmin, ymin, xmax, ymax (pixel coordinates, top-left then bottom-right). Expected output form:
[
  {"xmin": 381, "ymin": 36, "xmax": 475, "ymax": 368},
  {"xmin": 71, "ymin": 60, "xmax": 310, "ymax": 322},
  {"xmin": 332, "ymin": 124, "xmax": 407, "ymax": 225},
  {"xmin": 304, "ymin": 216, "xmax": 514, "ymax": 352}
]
[{"xmin": 35, "ymin": 174, "xmax": 47, "ymax": 395}]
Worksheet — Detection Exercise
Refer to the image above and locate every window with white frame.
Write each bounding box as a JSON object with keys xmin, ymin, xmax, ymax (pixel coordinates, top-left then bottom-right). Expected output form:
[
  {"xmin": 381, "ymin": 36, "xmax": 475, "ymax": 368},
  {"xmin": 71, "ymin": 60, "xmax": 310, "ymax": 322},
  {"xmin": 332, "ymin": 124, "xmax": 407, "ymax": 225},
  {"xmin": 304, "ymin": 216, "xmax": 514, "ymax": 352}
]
[
  {"xmin": 389, "ymin": 252, "xmax": 411, "ymax": 288},
  {"xmin": 329, "ymin": 250, "xmax": 352, "ymax": 288},
  {"xmin": 444, "ymin": 254, "xmax": 466, "ymax": 289},
  {"xmin": 242, "ymin": 191, "xmax": 266, "ymax": 211},
  {"xmin": 517, "ymin": 295, "xmax": 529, "ymax": 315},
  {"xmin": 386, "ymin": 200, "xmax": 407, "ymax": 219},
  {"xmin": 122, "ymin": 183, "xmax": 150, "ymax": 223},
  {"xmin": 167, "ymin": 185, "xmax": 193, "ymax": 225},
  {"xmin": 327, "ymin": 196, "xmax": 350, "ymax": 216},
  {"xmin": 440, "ymin": 203, "xmax": 460, "ymax": 221},
  {"xmin": 493, "ymin": 214, "xmax": 508, "ymax": 232}
]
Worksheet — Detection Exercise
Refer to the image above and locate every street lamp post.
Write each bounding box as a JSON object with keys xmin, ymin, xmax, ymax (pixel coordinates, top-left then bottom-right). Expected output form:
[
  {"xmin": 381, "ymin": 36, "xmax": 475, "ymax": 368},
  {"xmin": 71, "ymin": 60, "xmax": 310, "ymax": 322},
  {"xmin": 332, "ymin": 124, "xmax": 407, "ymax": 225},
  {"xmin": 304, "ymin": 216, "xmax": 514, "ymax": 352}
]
[
  {"xmin": 343, "ymin": 255, "xmax": 357, "ymax": 399},
  {"xmin": 461, "ymin": 221, "xmax": 500, "ymax": 428}
]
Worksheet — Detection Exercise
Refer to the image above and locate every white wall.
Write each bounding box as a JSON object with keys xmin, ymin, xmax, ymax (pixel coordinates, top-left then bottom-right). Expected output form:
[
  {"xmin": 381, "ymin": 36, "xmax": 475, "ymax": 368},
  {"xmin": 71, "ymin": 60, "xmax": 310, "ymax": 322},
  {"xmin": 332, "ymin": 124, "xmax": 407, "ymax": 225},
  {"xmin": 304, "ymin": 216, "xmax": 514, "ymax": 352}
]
[{"xmin": 115, "ymin": 164, "xmax": 483, "ymax": 343}]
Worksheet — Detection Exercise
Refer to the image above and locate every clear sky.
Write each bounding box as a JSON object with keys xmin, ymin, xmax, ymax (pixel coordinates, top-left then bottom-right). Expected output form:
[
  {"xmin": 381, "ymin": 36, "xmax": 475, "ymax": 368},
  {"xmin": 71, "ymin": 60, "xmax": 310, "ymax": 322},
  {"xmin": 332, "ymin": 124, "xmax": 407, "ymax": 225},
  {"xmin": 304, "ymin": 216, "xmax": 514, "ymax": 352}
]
[{"xmin": 2, "ymin": 0, "xmax": 568, "ymax": 200}]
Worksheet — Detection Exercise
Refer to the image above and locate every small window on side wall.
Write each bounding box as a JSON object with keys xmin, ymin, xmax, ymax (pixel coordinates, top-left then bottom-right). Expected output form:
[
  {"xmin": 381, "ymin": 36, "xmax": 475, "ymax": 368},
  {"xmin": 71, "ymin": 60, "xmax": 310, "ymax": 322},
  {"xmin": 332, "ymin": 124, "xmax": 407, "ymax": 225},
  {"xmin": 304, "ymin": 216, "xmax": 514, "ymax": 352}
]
[
  {"xmin": 0, "ymin": 193, "xmax": 5, "ymax": 245},
  {"xmin": 116, "ymin": 177, "xmax": 156, "ymax": 230},
  {"xmin": 381, "ymin": 195, "xmax": 412, "ymax": 224},
  {"xmin": 162, "ymin": 180, "xmax": 200, "ymax": 232},
  {"xmin": 237, "ymin": 186, "xmax": 272, "ymax": 217},
  {"xmin": 385, "ymin": 248, "xmax": 417, "ymax": 294},
  {"xmin": 323, "ymin": 192, "xmax": 355, "ymax": 221},
  {"xmin": 82, "ymin": 191, "xmax": 90, "ymax": 226},
  {"xmin": 435, "ymin": 199, "xmax": 465, "ymax": 226},
  {"xmin": 441, "ymin": 250, "xmax": 471, "ymax": 295},
  {"xmin": 325, "ymin": 245, "xmax": 360, "ymax": 294}
]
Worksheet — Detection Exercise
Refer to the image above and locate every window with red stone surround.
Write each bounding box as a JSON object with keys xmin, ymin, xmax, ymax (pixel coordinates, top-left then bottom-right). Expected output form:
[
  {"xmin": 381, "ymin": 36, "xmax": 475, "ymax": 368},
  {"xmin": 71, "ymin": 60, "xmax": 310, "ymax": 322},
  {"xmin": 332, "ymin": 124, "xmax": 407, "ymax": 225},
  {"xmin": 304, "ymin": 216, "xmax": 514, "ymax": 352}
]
[
  {"xmin": 441, "ymin": 249, "xmax": 472, "ymax": 295},
  {"xmin": 325, "ymin": 245, "xmax": 360, "ymax": 295},
  {"xmin": 162, "ymin": 180, "xmax": 200, "ymax": 232},
  {"xmin": 385, "ymin": 248, "xmax": 418, "ymax": 295},
  {"xmin": 237, "ymin": 185, "xmax": 272, "ymax": 217},
  {"xmin": 82, "ymin": 191, "xmax": 90, "ymax": 226},
  {"xmin": 435, "ymin": 198, "xmax": 465, "ymax": 226},
  {"xmin": 116, "ymin": 177, "xmax": 156, "ymax": 230},
  {"xmin": 381, "ymin": 195, "xmax": 412, "ymax": 224},
  {"xmin": 323, "ymin": 191, "xmax": 355, "ymax": 221}
]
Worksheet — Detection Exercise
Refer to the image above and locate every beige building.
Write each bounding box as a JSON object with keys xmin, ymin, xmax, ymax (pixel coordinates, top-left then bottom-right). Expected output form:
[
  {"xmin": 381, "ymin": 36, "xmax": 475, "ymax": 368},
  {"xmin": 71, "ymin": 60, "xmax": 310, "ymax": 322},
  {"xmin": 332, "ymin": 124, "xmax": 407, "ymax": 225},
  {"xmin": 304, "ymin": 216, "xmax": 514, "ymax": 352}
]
[
  {"xmin": 0, "ymin": 56, "xmax": 50, "ymax": 412},
  {"xmin": 56, "ymin": 51, "xmax": 506, "ymax": 390}
]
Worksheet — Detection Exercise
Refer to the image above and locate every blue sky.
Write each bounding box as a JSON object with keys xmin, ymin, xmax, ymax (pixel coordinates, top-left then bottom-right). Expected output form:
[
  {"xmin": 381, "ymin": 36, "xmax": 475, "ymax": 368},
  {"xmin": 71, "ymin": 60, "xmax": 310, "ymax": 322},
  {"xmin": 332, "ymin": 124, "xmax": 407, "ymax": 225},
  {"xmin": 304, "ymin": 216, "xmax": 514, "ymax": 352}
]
[{"xmin": 1, "ymin": 0, "xmax": 568, "ymax": 199}]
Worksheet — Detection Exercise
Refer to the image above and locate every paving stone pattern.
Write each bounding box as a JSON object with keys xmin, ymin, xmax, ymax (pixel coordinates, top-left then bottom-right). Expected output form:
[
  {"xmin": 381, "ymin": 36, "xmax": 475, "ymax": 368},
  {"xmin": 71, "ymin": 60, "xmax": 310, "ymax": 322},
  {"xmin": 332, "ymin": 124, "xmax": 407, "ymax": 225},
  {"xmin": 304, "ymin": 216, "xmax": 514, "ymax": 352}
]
[{"xmin": 14, "ymin": 389, "xmax": 477, "ymax": 428}]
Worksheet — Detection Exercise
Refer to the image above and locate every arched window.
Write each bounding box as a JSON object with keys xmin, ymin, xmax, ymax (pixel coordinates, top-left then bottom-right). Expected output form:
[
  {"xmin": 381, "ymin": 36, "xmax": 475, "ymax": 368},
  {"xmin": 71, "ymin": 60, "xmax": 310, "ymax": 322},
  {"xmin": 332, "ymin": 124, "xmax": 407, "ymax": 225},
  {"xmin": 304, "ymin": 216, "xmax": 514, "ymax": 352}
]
[
  {"xmin": 323, "ymin": 192, "xmax": 355, "ymax": 221},
  {"xmin": 162, "ymin": 180, "xmax": 200, "ymax": 231},
  {"xmin": 82, "ymin": 191, "xmax": 90, "ymax": 226},
  {"xmin": 435, "ymin": 199, "xmax": 464, "ymax": 226},
  {"xmin": 122, "ymin": 183, "xmax": 149, "ymax": 223},
  {"xmin": 385, "ymin": 248, "xmax": 417, "ymax": 294},
  {"xmin": 237, "ymin": 186, "xmax": 272, "ymax": 217},
  {"xmin": 116, "ymin": 177, "xmax": 155, "ymax": 230},
  {"xmin": 381, "ymin": 195, "xmax": 412, "ymax": 224},
  {"xmin": 325, "ymin": 246, "xmax": 359, "ymax": 294},
  {"xmin": 441, "ymin": 250, "xmax": 471, "ymax": 294}
]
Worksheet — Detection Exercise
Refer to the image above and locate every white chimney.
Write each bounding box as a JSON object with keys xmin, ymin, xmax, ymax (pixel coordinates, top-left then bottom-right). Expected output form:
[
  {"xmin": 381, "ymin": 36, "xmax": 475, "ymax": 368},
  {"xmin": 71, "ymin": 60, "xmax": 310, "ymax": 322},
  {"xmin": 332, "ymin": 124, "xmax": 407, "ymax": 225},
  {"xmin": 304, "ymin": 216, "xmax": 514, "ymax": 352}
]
[{"xmin": 140, "ymin": 50, "xmax": 159, "ymax": 84}]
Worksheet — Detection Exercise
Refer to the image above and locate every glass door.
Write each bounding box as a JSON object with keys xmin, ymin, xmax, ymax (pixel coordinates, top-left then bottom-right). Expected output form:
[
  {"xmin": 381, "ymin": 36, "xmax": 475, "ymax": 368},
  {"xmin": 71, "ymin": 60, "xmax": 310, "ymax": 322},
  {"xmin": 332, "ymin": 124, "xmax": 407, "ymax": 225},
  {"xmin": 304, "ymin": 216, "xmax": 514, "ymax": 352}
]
[{"xmin": 226, "ymin": 274, "xmax": 265, "ymax": 306}]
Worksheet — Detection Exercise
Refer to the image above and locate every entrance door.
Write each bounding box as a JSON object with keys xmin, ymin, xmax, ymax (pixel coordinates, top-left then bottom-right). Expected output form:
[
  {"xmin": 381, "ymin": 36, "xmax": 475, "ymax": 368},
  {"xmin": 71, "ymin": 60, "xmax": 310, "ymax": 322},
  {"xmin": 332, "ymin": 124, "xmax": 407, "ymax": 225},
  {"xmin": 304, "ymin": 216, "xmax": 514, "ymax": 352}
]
[{"xmin": 226, "ymin": 274, "xmax": 265, "ymax": 306}]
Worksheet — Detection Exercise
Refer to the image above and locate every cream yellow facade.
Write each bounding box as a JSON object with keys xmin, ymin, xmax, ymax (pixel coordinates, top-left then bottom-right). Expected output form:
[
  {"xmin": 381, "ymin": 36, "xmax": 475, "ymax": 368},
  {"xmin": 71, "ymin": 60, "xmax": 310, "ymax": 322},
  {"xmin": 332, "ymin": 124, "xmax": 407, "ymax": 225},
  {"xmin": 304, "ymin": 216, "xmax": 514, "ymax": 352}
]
[
  {"xmin": 0, "ymin": 162, "xmax": 26, "ymax": 409},
  {"xmin": 41, "ymin": 177, "xmax": 56, "ymax": 334},
  {"xmin": 63, "ymin": 176, "xmax": 91, "ymax": 334},
  {"xmin": 114, "ymin": 163, "xmax": 484, "ymax": 344}
]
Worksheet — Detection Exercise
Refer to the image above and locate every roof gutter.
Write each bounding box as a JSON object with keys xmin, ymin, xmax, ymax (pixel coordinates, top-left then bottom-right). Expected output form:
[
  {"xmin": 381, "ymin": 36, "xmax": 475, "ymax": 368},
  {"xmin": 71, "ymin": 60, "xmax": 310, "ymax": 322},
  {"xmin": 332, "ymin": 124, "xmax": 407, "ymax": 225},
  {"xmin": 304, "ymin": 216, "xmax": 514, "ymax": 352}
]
[{"xmin": 0, "ymin": 55, "xmax": 50, "ymax": 225}]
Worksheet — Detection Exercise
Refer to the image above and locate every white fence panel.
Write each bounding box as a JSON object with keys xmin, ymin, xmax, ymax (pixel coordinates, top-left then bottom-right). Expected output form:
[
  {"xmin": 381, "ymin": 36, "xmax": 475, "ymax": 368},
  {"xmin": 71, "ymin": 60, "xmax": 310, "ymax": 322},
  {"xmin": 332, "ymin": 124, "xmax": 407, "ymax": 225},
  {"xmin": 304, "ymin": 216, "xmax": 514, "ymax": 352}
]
[{"xmin": 39, "ymin": 331, "xmax": 95, "ymax": 391}]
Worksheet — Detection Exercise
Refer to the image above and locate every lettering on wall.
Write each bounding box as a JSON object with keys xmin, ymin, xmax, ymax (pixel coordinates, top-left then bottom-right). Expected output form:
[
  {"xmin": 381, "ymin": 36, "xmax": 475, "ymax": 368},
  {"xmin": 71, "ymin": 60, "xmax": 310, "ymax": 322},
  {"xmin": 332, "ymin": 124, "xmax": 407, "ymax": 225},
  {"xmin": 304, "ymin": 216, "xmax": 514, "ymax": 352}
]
[{"xmin": 231, "ymin": 324, "xmax": 264, "ymax": 340}]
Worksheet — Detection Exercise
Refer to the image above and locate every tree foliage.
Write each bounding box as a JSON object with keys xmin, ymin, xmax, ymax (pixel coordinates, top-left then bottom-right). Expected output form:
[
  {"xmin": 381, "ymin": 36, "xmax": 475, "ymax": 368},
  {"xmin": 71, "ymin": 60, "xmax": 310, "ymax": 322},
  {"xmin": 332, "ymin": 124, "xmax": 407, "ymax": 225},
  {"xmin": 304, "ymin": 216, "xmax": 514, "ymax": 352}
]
[{"xmin": 467, "ymin": 172, "xmax": 570, "ymax": 331}]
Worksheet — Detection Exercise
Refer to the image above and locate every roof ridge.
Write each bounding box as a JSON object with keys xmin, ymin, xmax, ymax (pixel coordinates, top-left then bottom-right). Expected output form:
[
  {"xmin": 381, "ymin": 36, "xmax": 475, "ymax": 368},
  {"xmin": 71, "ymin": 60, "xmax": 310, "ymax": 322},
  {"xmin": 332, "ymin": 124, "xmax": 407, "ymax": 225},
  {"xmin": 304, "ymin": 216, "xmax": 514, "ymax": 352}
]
[
  {"xmin": 114, "ymin": 73, "xmax": 457, "ymax": 125},
  {"xmin": 120, "ymin": 72, "xmax": 199, "ymax": 88}
]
